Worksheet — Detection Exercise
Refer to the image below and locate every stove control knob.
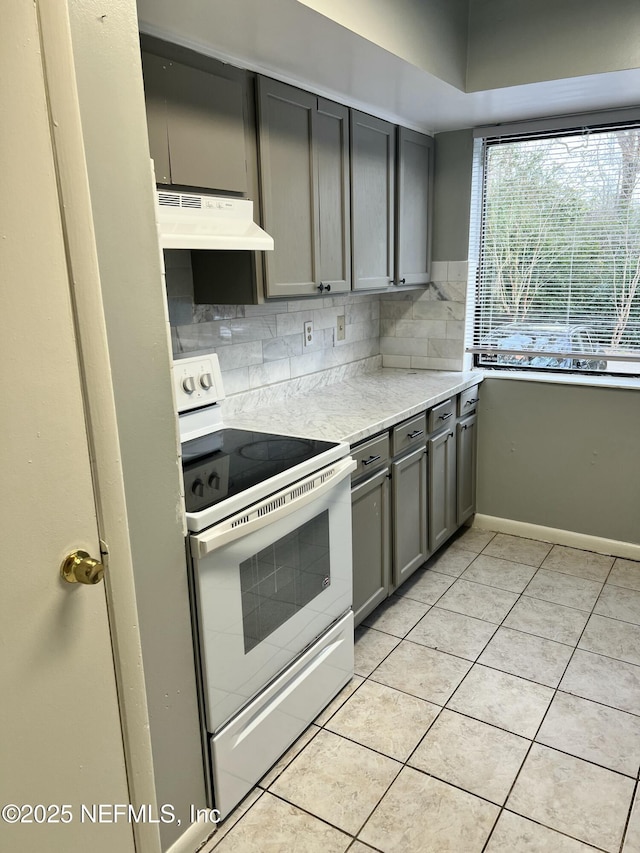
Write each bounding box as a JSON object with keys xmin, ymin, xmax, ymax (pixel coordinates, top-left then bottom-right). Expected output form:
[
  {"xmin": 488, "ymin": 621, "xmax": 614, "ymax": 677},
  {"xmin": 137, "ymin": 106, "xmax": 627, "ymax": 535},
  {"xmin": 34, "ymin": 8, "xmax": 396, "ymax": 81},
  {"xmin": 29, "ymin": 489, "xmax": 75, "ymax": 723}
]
[
  {"xmin": 200, "ymin": 372, "xmax": 213, "ymax": 390},
  {"xmin": 208, "ymin": 473, "xmax": 220, "ymax": 490},
  {"xmin": 182, "ymin": 375, "xmax": 196, "ymax": 395},
  {"xmin": 192, "ymin": 478, "xmax": 205, "ymax": 498}
]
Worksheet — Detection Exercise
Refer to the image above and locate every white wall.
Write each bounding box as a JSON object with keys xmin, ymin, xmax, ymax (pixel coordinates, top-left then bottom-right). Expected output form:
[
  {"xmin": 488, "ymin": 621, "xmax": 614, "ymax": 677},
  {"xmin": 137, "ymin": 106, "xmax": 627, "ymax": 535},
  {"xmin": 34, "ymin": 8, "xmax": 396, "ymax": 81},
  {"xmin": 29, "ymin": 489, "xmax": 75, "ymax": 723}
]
[
  {"xmin": 467, "ymin": 0, "xmax": 640, "ymax": 90},
  {"xmin": 68, "ymin": 1, "xmax": 207, "ymax": 847},
  {"xmin": 297, "ymin": 0, "xmax": 469, "ymax": 89},
  {"xmin": 477, "ymin": 378, "xmax": 640, "ymax": 546}
]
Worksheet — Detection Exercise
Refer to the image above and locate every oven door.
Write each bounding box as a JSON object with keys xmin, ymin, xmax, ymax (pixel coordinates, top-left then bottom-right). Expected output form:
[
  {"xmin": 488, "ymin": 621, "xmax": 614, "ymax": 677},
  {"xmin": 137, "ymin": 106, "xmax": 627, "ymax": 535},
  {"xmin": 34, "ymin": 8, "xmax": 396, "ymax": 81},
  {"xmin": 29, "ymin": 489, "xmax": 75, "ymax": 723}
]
[{"xmin": 189, "ymin": 455, "xmax": 355, "ymax": 733}]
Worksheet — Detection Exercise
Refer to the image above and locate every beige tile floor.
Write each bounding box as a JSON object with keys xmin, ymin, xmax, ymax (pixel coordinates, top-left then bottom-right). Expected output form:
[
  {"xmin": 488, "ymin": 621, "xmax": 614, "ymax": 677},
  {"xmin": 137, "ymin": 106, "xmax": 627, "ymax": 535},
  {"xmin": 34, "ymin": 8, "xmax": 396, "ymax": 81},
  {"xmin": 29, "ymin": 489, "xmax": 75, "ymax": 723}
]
[{"xmin": 202, "ymin": 529, "xmax": 640, "ymax": 853}]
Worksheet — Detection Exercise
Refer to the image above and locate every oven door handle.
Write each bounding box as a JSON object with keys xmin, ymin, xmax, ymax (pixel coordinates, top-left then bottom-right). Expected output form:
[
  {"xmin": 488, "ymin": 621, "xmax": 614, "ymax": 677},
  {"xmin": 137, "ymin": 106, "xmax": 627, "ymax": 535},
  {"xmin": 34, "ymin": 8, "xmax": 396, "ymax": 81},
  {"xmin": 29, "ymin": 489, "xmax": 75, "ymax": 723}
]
[{"xmin": 192, "ymin": 456, "xmax": 356, "ymax": 558}]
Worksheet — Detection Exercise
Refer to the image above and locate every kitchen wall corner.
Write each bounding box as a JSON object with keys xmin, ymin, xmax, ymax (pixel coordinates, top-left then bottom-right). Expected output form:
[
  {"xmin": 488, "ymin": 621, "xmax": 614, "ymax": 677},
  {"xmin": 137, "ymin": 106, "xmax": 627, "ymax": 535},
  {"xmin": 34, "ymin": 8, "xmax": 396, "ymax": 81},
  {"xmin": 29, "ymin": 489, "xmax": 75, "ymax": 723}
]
[{"xmin": 380, "ymin": 260, "xmax": 468, "ymax": 370}]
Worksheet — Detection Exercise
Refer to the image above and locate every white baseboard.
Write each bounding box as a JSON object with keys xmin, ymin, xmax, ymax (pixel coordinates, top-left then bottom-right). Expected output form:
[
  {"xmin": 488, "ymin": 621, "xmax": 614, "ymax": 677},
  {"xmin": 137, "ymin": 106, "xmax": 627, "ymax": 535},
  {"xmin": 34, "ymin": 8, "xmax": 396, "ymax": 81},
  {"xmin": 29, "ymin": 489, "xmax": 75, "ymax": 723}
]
[
  {"xmin": 472, "ymin": 514, "xmax": 640, "ymax": 562},
  {"xmin": 165, "ymin": 814, "xmax": 218, "ymax": 853}
]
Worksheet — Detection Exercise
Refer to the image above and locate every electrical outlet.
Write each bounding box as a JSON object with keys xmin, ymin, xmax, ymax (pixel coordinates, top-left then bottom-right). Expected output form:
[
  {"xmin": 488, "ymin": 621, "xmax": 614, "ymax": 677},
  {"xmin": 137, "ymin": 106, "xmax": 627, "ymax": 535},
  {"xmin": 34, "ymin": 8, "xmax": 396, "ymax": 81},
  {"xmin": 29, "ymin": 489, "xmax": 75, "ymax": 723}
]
[
  {"xmin": 304, "ymin": 320, "xmax": 314, "ymax": 346},
  {"xmin": 336, "ymin": 315, "xmax": 346, "ymax": 342}
]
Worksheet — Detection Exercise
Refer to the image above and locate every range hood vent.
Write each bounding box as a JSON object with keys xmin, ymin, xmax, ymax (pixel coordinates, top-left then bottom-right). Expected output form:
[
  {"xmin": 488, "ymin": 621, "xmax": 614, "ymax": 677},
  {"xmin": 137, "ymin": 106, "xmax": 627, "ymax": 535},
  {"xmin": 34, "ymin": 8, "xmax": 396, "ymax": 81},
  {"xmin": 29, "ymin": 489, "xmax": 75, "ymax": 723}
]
[{"xmin": 156, "ymin": 190, "xmax": 274, "ymax": 251}]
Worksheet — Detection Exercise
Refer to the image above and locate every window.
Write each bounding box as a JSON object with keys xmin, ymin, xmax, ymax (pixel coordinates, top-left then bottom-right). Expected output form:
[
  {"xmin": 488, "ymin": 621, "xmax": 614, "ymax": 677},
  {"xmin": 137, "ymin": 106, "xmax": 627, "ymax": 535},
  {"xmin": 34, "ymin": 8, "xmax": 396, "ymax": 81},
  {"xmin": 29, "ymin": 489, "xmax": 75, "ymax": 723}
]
[{"xmin": 469, "ymin": 120, "xmax": 640, "ymax": 375}]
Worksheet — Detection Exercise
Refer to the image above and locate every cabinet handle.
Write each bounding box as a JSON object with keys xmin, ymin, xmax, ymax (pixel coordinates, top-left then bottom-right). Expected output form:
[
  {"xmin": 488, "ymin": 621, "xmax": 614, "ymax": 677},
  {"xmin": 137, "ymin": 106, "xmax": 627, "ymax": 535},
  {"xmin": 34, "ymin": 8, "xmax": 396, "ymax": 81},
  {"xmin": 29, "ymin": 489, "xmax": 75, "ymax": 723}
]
[
  {"xmin": 438, "ymin": 412, "xmax": 453, "ymax": 421},
  {"xmin": 362, "ymin": 454, "xmax": 382, "ymax": 466},
  {"xmin": 317, "ymin": 283, "xmax": 331, "ymax": 293},
  {"xmin": 465, "ymin": 398, "xmax": 478, "ymax": 406},
  {"xmin": 447, "ymin": 431, "xmax": 454, "ymax": 439},
  {"xmin": 407, "ymin": 430, "xmax": 424, "ymax": 439},
  {"xmin": 399, "ymin": 278, "xmax": 406, "ymax": 285},
  {"xmin": 461, "ymin": 424, "xmax": 468, "ymax": 431}
]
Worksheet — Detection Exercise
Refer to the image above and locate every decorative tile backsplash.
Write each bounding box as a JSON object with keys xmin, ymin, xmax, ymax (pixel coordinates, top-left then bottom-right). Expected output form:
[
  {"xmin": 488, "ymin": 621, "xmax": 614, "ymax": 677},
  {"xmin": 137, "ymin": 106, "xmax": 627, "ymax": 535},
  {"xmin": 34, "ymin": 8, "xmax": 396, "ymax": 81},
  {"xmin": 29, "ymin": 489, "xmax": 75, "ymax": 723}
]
[
  {"xmin": 165, "ymin": 250, "xmax": 467, "ymax": 395},
  {"xmin": 380, "ymin": 261, "xmax": 467, "ymax": 371}
]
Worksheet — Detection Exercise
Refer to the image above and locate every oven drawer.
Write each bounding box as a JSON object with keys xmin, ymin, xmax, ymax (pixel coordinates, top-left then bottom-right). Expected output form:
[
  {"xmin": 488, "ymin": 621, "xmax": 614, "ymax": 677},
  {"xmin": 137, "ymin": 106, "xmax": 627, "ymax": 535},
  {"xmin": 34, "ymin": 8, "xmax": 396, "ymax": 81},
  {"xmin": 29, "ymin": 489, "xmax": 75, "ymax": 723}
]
[
  {"xmin": 428, "ymin": 398, "xmax": 456, "ymax": 433},
  {"xmin": 391, "ymin": 413, "xmax": 427, "ymax": 457},
  {"xmin": 211, "ymin": 611, "xmax": 353, "ymax": 818},
  {"xmin": 351, "ymin": 433, "xmax": 390, "ymax": 482}
]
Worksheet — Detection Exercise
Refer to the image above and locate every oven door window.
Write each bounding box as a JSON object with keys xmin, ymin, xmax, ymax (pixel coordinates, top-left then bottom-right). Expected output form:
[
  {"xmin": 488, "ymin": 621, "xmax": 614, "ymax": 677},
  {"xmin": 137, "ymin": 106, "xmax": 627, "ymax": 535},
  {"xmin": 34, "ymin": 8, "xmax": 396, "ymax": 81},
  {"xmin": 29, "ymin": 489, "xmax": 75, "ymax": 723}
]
[{"xmin": 240, "ymin": 510, "xmax": 330, "ymax": 653}]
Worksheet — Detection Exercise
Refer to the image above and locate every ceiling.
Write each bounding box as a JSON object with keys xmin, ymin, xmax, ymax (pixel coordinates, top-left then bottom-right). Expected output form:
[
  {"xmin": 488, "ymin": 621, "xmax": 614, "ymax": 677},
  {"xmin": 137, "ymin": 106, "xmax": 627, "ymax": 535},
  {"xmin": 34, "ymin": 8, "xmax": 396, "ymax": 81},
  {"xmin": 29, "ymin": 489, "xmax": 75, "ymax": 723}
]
[{"xmin": 137, "ymin": 0, "xmax": 640, "ymax": 134}]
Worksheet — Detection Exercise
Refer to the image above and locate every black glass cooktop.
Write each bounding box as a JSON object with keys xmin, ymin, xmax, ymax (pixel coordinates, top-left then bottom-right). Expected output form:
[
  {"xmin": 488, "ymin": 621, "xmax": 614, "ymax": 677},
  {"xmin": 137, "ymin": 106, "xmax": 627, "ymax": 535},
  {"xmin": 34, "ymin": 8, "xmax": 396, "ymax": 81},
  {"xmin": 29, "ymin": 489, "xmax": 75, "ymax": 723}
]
[{"xmin": 182, "ymin": 428, "xmax": 339, "ymax": 513}]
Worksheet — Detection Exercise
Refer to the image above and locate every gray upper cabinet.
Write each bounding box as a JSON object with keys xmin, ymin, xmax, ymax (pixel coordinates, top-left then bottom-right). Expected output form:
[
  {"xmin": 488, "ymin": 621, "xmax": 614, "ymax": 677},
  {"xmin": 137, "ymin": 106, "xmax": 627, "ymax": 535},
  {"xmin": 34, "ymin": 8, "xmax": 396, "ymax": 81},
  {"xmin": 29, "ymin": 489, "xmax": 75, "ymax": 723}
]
[
  {"xmin": 258, "ymin": 78, "xmax": 317, "ymax": 297},
  {"xmin": 141, "ymin": 50, "xmax": 248, "ymax": 193},
  {"xmin": 257, "ymin": 78, "xmax": 350, "ymax": 298},
  {"xmin": 396, "ymin": 127, "xmax": 433, "ymax": 286},
  {"xmin": 315, "ymin": 98, "xmax": 351, "ymax": 293},
  {"xmin": 351, "ymin": 111, "xmax": 395, "ymax": 291}
]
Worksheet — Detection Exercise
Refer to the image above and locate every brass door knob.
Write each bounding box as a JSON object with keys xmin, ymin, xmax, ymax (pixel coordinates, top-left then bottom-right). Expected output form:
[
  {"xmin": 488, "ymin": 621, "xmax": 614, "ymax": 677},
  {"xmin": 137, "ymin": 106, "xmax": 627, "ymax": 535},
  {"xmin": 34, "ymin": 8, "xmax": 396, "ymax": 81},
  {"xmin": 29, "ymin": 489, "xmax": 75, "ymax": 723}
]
[{"xmin": 61, "ymin": 550, "xmax": 104, "ymax": 584}]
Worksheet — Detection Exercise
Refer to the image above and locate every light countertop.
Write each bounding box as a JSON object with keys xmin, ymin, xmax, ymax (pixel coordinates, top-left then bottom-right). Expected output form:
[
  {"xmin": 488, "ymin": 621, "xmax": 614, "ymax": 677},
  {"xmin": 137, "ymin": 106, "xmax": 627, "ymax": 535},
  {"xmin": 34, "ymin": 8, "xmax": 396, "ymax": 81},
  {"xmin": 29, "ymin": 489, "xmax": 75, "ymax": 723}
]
[{"xmin": 223, "ymin": 368, "xmax": 481, "ymax": 445}]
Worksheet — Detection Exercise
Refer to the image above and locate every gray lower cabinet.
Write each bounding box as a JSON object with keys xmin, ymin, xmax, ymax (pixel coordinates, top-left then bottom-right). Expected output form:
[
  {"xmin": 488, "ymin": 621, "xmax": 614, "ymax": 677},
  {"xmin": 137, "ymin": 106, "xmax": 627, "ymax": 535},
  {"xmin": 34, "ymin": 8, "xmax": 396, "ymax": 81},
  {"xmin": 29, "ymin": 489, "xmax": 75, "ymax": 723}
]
[
  {"xmin": 351, "ymin": 467, "xmax": 391, "ymax": 627},
  {"xmin": 428, "ymin": 427, "xmax": 457, "ymax": 553},
  {"xmin": 351, "ymin": 434, "xmax": 391, "ymax": 627},
  {"xmin": 391, "ymin": 444, "xmax": 428, "ymax": 587},
  {"xmin": 351, "ymin": 110, "xmax": 395, "ymax": 291},
  {"xmin": 457, "ymin": 412, "xmax": 478, "ymax": 525},
  {"xmin": 350, "ymin": 385, "xmax": 480, "ymax": 618},
  {"xmin": 257, "ymin": 77, "xmax": 350, "ymax": 298}
]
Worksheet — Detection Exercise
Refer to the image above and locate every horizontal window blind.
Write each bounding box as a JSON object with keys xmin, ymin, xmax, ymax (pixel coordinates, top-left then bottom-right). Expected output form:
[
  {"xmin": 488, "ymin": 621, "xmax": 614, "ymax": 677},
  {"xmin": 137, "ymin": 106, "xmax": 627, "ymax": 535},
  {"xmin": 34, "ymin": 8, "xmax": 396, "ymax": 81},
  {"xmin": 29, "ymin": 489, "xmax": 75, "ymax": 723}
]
[{"xmin": 469, "ymin": 122, "xmax": 640, "ymax": 374}]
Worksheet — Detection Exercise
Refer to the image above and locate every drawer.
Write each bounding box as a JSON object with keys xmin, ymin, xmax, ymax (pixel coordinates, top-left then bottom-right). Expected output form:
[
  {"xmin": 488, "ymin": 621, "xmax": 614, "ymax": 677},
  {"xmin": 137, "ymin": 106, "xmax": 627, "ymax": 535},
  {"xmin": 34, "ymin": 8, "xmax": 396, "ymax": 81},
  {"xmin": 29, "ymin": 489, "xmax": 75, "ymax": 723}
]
[
  {"xmin": 428, "ymin": 398, "xmax": 456, "ymax": 433},
  {"xmin": 391, "ymin": 413, "xmax": 427, "ymax": 458},
  {"xmin": 458, "ymin": 385, "xmax": 480, "ymax": 416},
  {"xmin": 351, "ymin": 433, "xmax": 390, "ymax": 482}
]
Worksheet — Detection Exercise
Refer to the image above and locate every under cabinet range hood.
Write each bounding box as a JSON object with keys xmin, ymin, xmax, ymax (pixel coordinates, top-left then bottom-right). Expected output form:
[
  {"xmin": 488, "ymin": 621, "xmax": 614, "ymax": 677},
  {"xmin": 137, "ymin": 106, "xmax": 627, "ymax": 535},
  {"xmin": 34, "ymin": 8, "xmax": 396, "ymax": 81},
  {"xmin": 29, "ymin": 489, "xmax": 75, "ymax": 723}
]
[{"xmin": 156, "ymin": 190, "xmax": 274, "ymax": 251}]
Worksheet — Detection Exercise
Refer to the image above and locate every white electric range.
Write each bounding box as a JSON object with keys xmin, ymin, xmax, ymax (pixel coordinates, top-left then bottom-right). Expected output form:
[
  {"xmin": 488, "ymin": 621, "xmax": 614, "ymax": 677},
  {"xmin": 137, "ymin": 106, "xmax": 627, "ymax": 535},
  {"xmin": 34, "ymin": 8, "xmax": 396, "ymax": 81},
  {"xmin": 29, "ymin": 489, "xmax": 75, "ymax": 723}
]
[{"xmin": 173, "ymin": 353, "xmax": 355, "ymax": 818}]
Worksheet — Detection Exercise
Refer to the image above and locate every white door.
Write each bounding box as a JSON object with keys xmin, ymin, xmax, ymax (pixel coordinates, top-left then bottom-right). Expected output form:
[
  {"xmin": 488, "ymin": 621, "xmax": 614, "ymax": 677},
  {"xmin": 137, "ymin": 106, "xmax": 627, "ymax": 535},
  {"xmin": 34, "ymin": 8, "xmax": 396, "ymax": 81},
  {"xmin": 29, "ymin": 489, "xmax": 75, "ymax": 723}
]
[{"xmin": 0, "ymin": 4, "xmax": 135, "ymax": 852}]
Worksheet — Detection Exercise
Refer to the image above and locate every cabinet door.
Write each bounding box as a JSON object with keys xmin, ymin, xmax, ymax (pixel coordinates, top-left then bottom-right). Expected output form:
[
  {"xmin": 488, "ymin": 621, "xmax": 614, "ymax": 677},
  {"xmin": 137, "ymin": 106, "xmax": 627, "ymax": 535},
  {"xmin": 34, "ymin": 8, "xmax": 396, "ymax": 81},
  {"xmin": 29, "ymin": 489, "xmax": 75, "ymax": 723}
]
[
  {"xmin": 141, "ymin": 52, "xmax": 249, "ymax": 193},
  {"xmin": 141, "ymin": 51, "xmax": 171, "ymax": 184},
  {"xmin": 457, "ymin": 413, "xmax": 477, "ymax": 525},
  {"xmin": 397, "ymin": 127, "xmax": 433, "ymax": 286},
  {"xmin": 315, "ymin": 98, "xmax": 351, "ymax": 293},
  {"xmin": 351, "ymin": 111, "xmax": 395, "ymax": 290},
  {"xmin": 167, "ymin": 61, "xmax": 248, "ymax": 192},
  {"xmin": 258, "ymin": 78, "xmax": 319, "ymax": 297},
  {"xmin": 351, "ymin": 469, "xmax": 391, "ymax": 626},
  {"xmin": 391, "ymin": 445, "xmax": 427, "ymax": 587},
  {"xmin": 428, "ymin": 428, "xmax": 457, "ymax": 553}
]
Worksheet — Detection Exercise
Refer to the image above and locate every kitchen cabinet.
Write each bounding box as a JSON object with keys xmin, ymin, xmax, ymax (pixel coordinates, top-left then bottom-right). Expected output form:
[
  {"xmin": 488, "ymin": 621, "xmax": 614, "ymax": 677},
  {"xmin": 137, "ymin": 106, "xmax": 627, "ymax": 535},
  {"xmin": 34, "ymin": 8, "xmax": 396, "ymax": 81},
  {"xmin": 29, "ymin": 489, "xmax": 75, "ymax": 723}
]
[
  {"xmin": 457, "ymin": 413, "xmax": 477, "ymax": 525},
  {"xmin": 347, "ymin": 383, "xmax": 480, "ymax": 619},
  {"xmin": 351, "ymin": 434, "xmax": 391, "ymax": 627},
  {"xmin": 396, "ymin": 127, "xmax": 434, "ymax": 286},
  {"xmin": 141, "ymin": 38, "xmax": 265, "ymax": 305},
  {"xmin": 141, "ymin": 50, "xmax": 249, "ymax": 193},
  {"xmin": 427, "ymin": 388, "xmax": 480, "ymax": 552},
  {"xmin": 457, "ymin": 386, "xmax": 480, "ymax": 525},
  {"xmin": 390, "ymin": 415, "xmax": 428, "ymax": 586},
  {"xmin": 257, "ymin": 77, "xmax": 350, "ymax": 298},
  {"xmin": 428, "ymin": 423, "xmax": 457, "ymax": 552},
  {"xmin": 351, "ymin": 116, "xmax": 433, "ymax": 292},
  {"xmin": 351, "ymin": 111, "xmax": 396, "ymax": 291}
]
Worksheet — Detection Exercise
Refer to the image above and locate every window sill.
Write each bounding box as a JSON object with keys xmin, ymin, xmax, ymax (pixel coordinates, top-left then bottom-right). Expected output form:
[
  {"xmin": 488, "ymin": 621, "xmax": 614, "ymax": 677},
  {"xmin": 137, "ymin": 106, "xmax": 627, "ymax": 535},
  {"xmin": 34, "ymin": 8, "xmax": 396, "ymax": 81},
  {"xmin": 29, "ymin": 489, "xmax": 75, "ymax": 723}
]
[{"xmin": 475, "ymin": 368, "xmax": 640, "ymax": 392}]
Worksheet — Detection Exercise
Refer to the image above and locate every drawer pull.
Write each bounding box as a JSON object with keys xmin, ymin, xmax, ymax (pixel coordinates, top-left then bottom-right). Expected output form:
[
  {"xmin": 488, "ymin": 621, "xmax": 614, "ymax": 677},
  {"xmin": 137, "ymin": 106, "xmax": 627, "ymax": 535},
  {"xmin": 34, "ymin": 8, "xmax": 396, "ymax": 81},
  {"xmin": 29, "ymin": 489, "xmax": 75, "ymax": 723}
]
[
  {"xmin": 362, "ymin": 454, "xmax": 382, "ymax": 466},
  {"xmin": 465, "ymin": 398, "xmax": 478, "ymax": 406},
  {"xmin": 438, "ymin": 412, "xmax": 453, "ymax": 421},
  {"xmin": 407, "ymin": 430, "xmax": 424, "ymax": 439}
]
